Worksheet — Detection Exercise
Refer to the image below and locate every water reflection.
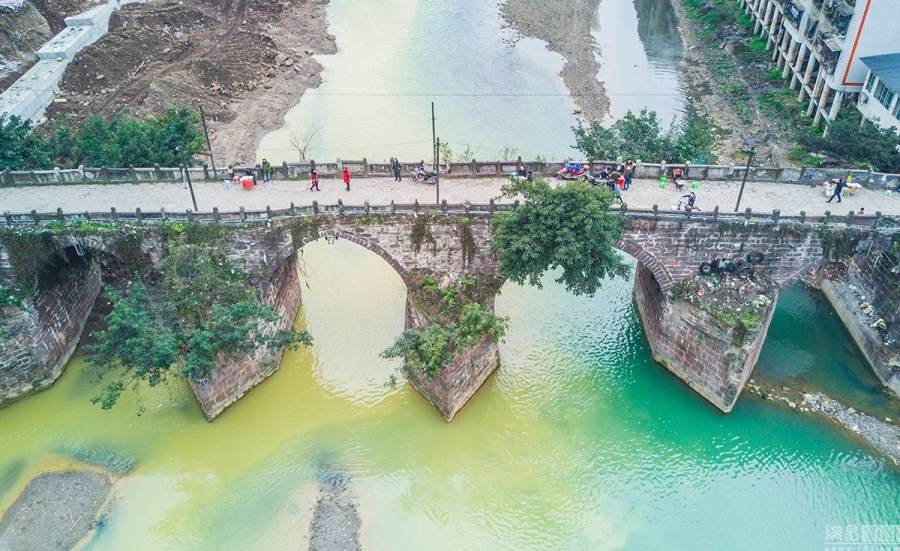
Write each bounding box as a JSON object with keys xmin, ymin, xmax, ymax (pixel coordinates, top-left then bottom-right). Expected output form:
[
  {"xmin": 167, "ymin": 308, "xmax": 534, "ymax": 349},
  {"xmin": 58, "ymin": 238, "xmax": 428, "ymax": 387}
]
[{"xmin": 594, "ymin": 0, "xmax": 687, "ymax": 123}]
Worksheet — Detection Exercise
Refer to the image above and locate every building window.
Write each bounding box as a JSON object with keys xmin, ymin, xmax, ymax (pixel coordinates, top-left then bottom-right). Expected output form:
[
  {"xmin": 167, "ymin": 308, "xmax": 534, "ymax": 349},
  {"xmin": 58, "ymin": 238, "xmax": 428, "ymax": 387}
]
[
  {"xmin": 865, "ymin": 72, "xmax": 877, "ymax": 93},
  {"xmin": 893, "ymin": 97, "xmax": 900, "ymax": 122},
  {"xmin": 874, "ymin": 81, "xmax": 895, "ymax": 109}
]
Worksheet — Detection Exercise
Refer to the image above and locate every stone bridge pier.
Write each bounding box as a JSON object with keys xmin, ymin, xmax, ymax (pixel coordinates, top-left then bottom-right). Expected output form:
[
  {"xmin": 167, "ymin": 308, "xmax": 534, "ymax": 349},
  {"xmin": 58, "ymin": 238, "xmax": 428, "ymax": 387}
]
[
  {"xmin": 620, "ymin": 218, "xmax": 828, "ymax": 412},
  {"xmin": 289, "ymin": 215, "xmax": 502, "ymax": 422}
]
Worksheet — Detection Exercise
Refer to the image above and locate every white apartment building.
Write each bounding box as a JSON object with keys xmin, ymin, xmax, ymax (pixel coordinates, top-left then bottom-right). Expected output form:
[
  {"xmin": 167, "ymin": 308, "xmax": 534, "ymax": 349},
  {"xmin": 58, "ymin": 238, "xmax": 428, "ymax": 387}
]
[
  {"xmin": 738, "ymin": 0, "xmax": 900, "ymax": 133},
  {"xmin": 857, "ymin": 53, "xmax": 900, "ymax": 130}
]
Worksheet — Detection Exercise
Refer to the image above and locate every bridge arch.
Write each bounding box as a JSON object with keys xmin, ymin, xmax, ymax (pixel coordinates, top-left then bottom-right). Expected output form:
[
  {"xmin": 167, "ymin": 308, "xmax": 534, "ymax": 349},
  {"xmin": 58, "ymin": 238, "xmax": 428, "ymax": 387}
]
[
  {"xmin": 617, "ymin": 238, "xmax": 675, "ymax": 291},
  {"xmin": 295, "ymin": 228, "xmax": 414, "ymax": 288}
]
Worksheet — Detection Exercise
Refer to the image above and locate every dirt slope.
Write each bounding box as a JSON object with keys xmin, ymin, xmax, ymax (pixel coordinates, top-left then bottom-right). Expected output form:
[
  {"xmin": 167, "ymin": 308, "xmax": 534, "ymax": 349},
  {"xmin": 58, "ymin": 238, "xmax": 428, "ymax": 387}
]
[{"xmin": 43, "ymin": 0, "xmax": 335, "ymax": 164}]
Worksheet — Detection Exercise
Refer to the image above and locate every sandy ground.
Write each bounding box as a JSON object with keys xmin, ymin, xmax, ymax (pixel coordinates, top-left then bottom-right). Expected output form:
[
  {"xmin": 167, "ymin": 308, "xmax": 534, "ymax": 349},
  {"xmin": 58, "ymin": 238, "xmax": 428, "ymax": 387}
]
[
  {"xmin": 3, "ymin": 177, "xmax": 898, "ymax": 216},
  {"xmin": 0, "ymin": 471, "xmax": 111, "ymax": 551},
  {"xmin": 501, "ymin": 0, "xmax": 608, "ymax": 120}
]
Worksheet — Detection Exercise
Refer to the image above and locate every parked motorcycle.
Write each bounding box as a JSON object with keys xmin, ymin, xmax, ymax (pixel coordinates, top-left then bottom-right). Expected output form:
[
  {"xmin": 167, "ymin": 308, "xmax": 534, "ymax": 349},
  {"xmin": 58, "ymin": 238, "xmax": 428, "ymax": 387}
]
[
  {"xmin": 557, "ymin": 162, "xmax": 587, "ymax": 180},
  {"xmin": 411, "ymin": 166, "xmax": 437, "ymax": 185}
]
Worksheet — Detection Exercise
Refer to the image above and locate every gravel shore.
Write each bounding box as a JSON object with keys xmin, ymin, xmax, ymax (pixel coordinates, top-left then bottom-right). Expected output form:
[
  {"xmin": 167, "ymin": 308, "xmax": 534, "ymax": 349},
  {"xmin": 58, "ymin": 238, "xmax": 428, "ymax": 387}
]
[
  {"xmin": 0, "ymin": 471, "xmax": 112, "ymax": 551},
  {"xmin": 308, "ymin": 471, "xmax": 361, "ymax": 551},
  {"xmin": 501, "ymin": 0, "xmax": 609, "ymax": 120},
  {"xmin": 746, "ymin": 380, "xmax": 900, "ymax": 467}
]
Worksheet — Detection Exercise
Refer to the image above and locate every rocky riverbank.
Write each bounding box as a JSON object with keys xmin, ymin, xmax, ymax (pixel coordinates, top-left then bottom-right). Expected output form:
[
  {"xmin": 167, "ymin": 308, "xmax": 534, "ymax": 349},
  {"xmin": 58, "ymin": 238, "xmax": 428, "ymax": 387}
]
[
  {"xmin": 500, "ymin": 0, "xmax": 608, "ymax": 121},
  {"xmin": 746, "ymin": 379, "xmax": 900, "ymax": 467},
  {"xmin": 308, "ymin": 470, "xmax": 361, "ymax": 551},
  {"xmin": 0, "ymin": 470, "xmax": 113, "ymax": 550},
  {"xmin": 41, "ymin": 0, "xmax": 336, "ymax": 165}
]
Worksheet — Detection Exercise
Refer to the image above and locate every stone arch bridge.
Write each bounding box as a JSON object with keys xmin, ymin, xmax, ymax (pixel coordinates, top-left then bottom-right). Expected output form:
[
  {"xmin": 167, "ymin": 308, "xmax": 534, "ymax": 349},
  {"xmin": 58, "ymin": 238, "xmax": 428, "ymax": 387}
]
[{"xmin": 1, "ymin": 203, "xmax": 894, "ymax": 419}]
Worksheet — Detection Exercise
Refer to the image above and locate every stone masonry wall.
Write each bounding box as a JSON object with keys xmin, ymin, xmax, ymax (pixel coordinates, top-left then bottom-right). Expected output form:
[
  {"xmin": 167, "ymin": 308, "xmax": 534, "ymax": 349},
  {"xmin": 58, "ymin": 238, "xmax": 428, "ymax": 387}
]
[
  {"xmin": 621, "ymin": 219, "xmax": 824, "ymax": 291},
  {"xmin": 190, "ymin": 251, "xmax": 302, "ymax": 419},
  {"xmin": 302, "ymin": 218, "xmax": 499, "ymax": 283},
  {"xmin": 0, "ymin": 261, "xmax": 100, "ymax": 407},
  {"xmin": 633, "ymin": 263, "xmax": 779, "ymax": 412},
  {"xmin": 403, "ymin": 296, "xmax": 500, "ymax": 422}
]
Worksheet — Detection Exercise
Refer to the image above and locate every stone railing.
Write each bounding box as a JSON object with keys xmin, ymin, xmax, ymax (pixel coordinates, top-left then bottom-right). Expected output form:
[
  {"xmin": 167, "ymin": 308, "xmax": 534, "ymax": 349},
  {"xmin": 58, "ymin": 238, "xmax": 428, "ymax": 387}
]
[
  {"xmin": 3, "ymin": 158, "xmax": 899, "ymax": 190},
  {"xmin": 3, "ymin": 202, "xmax": 899, "ymax": 234}
]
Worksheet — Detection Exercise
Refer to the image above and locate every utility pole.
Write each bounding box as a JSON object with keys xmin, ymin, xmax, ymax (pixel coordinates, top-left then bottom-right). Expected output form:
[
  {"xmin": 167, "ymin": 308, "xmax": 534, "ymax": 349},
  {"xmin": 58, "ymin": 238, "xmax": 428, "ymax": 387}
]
[
  {"xmin": 183, "ymin": 163, "xmax": 199, "ymax": 212},
  {"xmin": 734, "ymin": 148, "xmax": 754, "ymax": 213},
  {"xmin": 197, "ymin": 104, "xmax": 217, "ymax": 178},
  {"xmin": 431, "ymin": 102, "xmax": 437, "ymax": 172},
  {"xmin": 435, "ymin": 137, "xmax": 441, "ymax": 204}
]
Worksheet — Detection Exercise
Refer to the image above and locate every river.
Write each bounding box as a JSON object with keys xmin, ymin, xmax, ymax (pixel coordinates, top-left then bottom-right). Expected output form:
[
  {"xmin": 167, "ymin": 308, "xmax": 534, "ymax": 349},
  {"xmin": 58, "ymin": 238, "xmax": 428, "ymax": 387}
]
[
  {"xmin": 256, "ymin": 0, "xmax": 688, "ymax": 164},
  {"xmin": 0, "ymin": 240, "xmax": 898, "ymax": 550}
]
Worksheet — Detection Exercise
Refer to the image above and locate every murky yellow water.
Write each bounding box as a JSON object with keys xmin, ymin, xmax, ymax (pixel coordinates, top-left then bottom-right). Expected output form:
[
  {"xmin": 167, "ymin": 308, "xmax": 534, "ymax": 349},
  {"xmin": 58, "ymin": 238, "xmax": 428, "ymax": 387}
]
[{"xmin": 1, "ymin": 240, "xmax": 898, "ymax": 550}]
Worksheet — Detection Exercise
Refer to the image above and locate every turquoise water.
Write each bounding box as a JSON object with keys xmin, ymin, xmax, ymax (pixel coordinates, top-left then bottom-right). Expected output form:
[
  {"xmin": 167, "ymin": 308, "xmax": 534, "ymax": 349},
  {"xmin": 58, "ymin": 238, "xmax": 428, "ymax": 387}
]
[{"xmin": 0, "ymin": 241, "xmax": 897, "ymax": 550}]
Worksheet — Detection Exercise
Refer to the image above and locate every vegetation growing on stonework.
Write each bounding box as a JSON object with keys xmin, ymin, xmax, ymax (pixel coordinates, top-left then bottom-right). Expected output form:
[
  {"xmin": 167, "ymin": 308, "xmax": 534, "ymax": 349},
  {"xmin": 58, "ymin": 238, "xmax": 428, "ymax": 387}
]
[
  {"xmin": 90, "ymin": 238, "xmax": 312, "ymax": 409},
  {"xmin": 670, "ymin": 274, "xmax": 773, "ymax": 349},
  {"xmin": 818, "ymin": 228, "xmax": 862, "ymax": 262},
  {"xmin": 410, "ymin": 213, "xmax": 436, "ymax": 253},
  {"xmin": 459, "ymin": 218, "xmax": 477, "ymax": 267},
  {"xmin": 381, "ymin": 274, "xmax": 508, "ymax": 380},
  {"xmin": 490, "ymin": 177, "xmax": 629, "ymax": 297},
  {"xmin": 0, "ymin": 230, "xmax": 55, "ymax": 296}
]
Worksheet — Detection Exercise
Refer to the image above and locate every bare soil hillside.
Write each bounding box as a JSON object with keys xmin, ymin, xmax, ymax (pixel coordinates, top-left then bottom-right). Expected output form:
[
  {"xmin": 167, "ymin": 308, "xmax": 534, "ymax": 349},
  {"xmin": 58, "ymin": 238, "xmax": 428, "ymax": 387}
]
[{"xmin": 43, "ymin": 0, "xmax": 335, "ymax": 164}]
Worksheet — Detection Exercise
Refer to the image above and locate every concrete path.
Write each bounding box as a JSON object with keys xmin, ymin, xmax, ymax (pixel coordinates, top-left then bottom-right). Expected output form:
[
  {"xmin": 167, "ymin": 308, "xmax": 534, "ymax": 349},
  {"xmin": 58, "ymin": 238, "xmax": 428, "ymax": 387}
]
[{"xmin": 2, "ymin": 176, "xmax": 898, "ymax": 216}]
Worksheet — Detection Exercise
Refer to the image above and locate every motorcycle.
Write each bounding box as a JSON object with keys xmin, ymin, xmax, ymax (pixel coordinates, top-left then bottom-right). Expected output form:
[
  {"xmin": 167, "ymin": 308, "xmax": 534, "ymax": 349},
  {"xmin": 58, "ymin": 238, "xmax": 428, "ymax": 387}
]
[
  {"xmin": 699, "ymin": 252, "xmax": 764, "ymax": 278},
  {"xmin": 411, "ymin": 166, "xmax": 437, "ymax": 185},
  {"xmin": 557, "ymin": 162, "xmax": 587, "ymax": 180}
]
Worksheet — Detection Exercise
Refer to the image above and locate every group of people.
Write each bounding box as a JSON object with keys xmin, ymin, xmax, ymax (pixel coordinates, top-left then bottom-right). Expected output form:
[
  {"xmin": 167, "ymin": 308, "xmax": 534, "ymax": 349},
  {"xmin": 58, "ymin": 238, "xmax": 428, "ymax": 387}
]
[
  {"xmin": 307, "ymin": 162, "xmax": 352, "ymax": 192},
  {"xmin": 824, "ymin": 177, "xmax": 862, "ymax": 203}
]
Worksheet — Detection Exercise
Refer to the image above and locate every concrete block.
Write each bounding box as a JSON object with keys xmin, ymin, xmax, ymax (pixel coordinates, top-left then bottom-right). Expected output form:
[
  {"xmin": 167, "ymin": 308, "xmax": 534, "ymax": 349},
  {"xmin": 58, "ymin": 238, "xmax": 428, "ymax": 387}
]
[
  {"xmin": 64, "ymin": 1, "xmax": 117, "ymax": 28},
  {"xmin": 37, "ymin": 25, "xmax": 95, "ymax": 60}
]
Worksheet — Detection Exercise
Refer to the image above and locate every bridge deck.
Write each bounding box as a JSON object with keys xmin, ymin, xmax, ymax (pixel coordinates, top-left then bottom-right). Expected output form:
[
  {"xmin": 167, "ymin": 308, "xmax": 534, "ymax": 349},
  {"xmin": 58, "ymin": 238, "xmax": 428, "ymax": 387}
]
[{"xmin": 3, "ymin": 176, "xmax": 899, "ymax": 219}]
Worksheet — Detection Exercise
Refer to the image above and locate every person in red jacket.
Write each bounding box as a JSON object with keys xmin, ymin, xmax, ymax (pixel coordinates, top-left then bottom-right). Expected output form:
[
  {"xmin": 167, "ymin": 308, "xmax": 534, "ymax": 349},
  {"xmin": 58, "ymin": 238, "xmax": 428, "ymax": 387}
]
[{"xmin": 342, "ymin": 167, "xmax": 351, "ymax": 191}]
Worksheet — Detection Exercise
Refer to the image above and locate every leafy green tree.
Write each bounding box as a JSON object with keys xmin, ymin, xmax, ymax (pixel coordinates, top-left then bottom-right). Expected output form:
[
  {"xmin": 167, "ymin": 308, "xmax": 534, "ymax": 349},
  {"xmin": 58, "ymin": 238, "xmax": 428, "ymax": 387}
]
[
  {"xmin": 491, "ymin": 178, "xmax": 629, "ymax": 296},
  {"xmin": 572, "ymin": 109, "xmax": 717, "ymax": 164},
  {"xmin": 0, "ymin": 115, "xmax": 51, "ymax": 169},
  {"xmin": 146, "ymin": 107, "xmax": 205, "ymax": 166},
  {"xmin": 797, "ymin": 111, "xmax": 900, "ymax": 172},
  {"xmin": 89, "ymin": 237, "xmax": 311, "ymax": 409},
  {"xmin": 572, "ymin": 119, "xmax": 618, "ymax": 161}
]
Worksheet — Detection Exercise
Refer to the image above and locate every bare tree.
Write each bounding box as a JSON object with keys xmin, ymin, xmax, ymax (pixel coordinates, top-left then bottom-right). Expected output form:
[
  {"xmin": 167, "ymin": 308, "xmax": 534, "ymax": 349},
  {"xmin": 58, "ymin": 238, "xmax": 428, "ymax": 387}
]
[{"xmin": 289, "ymin": 123, "xmax": 323, "ymax": 162}]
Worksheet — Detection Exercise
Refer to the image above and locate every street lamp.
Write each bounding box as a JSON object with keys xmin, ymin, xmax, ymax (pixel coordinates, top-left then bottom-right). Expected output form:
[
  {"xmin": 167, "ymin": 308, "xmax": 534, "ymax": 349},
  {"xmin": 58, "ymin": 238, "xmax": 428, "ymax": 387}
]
[{"xmin": 733, "ymin": 132, "xmax": 769, "ymax": 213}]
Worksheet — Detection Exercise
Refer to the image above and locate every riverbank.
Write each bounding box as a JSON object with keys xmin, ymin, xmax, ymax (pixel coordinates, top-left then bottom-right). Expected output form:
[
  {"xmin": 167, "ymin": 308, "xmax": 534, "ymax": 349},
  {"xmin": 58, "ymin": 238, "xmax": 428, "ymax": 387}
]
[
  {"xmin": 500, "ymin": 0, "xmax": 609, "ymax": 120},
  {"xmin": 309, "ymin": 471, "xmax": 361, "ymax": 551},
  {"xmin": 746, "ymin": 378, "xmax": 900, "ymax": 466},
  {"xmin": 40, "ymin": 0, "xmax": 336, "ymax": 164},
  {"xmin": 0, "ymin": 470, "xmax": 112, "ymax": 550},
  {"xmin": 669, "ymin": 0, "xmax": 796, "ymax": 163}
]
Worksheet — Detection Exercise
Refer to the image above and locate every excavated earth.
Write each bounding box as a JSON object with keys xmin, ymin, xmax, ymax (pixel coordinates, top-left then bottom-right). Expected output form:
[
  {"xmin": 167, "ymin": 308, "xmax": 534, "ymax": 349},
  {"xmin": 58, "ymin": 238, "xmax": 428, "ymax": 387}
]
[{"xmin": 40, "ymin": 0, "xmax": 335, "ymax": 164}]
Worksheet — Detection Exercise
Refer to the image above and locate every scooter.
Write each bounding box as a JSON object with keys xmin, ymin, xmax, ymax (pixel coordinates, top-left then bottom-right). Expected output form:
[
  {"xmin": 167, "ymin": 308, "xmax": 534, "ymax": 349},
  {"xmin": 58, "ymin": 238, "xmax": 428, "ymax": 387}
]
[
  {"xmin": 557, "ymin": 162, "xmax": 587, "ymax": 180},
  {"xmin": 411, "ymin": 166, "xmax": 437, "ymax": 185}
]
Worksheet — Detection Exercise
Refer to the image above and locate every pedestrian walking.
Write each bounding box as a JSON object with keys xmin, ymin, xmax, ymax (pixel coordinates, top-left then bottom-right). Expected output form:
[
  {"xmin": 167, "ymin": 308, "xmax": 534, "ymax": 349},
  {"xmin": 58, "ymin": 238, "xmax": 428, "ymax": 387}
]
[
  {"xmin": 261, "ymin": 158, "xmax": 273, "ymax": 182},
  {"xmin": 309, "ymin": 169, "xmax": 320, "ymax": 191},
  {"xmin": 342, "ymin": 166, "xmax": 351, "ymax": 191},
  {"xmin": 826, "ymin": 178, "xmax": 846, "ymax": 203},
  {"xmin": 623, "ymin": 159, "xmax": 635, "ymax": 190}
]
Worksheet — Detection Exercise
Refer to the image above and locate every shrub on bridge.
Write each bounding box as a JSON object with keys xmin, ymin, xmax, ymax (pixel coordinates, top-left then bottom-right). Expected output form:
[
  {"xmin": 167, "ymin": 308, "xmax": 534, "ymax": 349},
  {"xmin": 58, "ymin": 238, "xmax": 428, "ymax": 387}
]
[{"xmin": 490, "ymin": 177, "xmax": 630, "ymax": 297}]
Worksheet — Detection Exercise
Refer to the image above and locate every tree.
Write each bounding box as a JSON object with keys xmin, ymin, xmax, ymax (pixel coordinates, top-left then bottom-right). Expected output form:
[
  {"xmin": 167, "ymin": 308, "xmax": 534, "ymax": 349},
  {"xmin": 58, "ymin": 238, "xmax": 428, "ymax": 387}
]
[
  {"xmin": 289, "ymin": 122, "xmax": 323, "ymax": 162},
  {"xmin": 491, "ymin": 177, "xmax": 629, "ymax": 296},
  {"xmin": 0, "ymin": 115, "xmax": 51, "ymax": 169},
  {"xmin": 89, "ymin": 235, "xmax": 311, "ymax": 409},
  {"xmin": 572, "ymin": 109, "xmax": 717, "ymax": 164},
  {"xmin": 797, "ymin": 111, "xmax": 900, "ymax": 172}
]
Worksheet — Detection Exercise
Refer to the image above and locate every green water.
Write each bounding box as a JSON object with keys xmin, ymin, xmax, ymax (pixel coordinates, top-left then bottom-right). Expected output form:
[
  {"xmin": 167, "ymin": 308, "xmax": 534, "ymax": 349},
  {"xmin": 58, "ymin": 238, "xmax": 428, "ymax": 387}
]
[{"xmin": 0, "ymin": 240, "xmax": 898, "ymax": 550}]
